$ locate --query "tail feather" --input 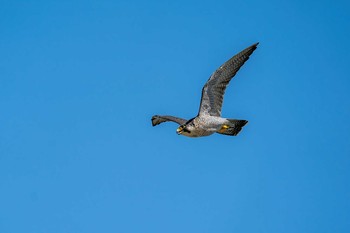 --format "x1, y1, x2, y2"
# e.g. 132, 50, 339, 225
217, 119, 248, 136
